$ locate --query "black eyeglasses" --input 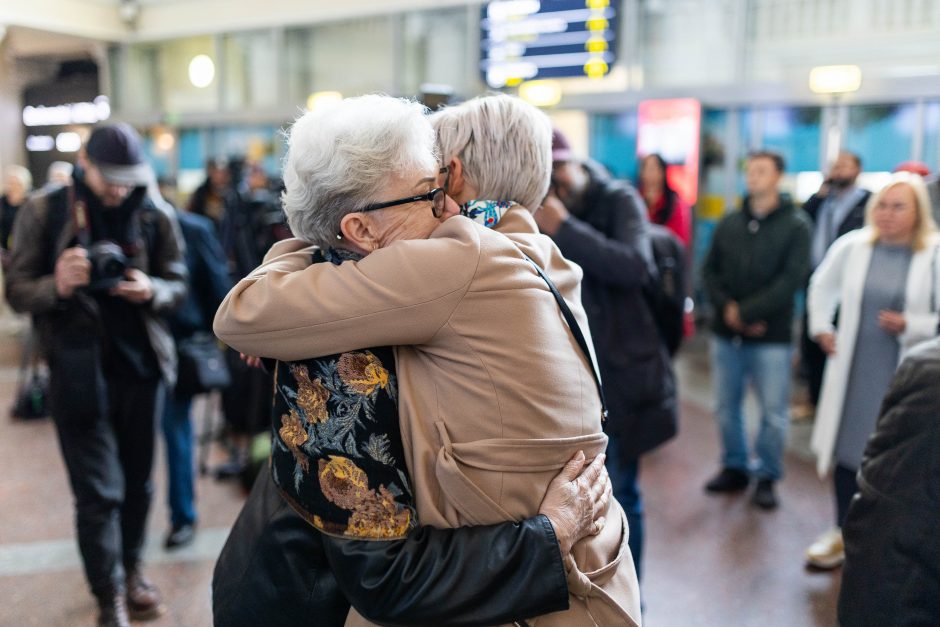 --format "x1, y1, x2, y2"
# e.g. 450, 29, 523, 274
359, 187, 447, 218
